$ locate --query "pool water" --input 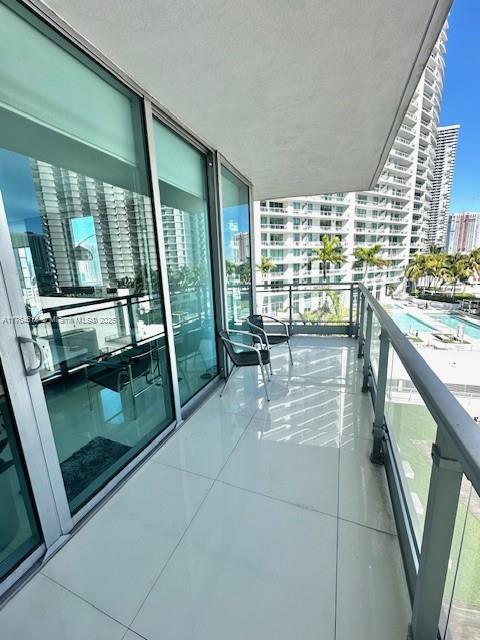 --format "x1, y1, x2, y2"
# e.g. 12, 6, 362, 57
435, 314, 480, 340
391, 313, 434, 333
